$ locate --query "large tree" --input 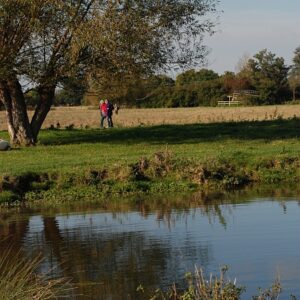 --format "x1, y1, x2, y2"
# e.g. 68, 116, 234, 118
245, 49, 289, 104
288, 47, 300, 101
0, 0, 218, 145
